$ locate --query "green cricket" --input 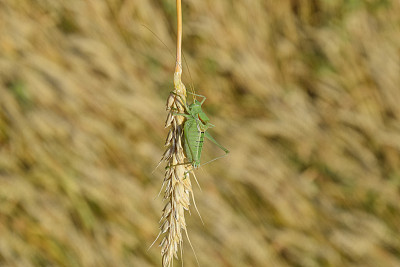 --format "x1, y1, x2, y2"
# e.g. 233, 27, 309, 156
172, 92, 229, 170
